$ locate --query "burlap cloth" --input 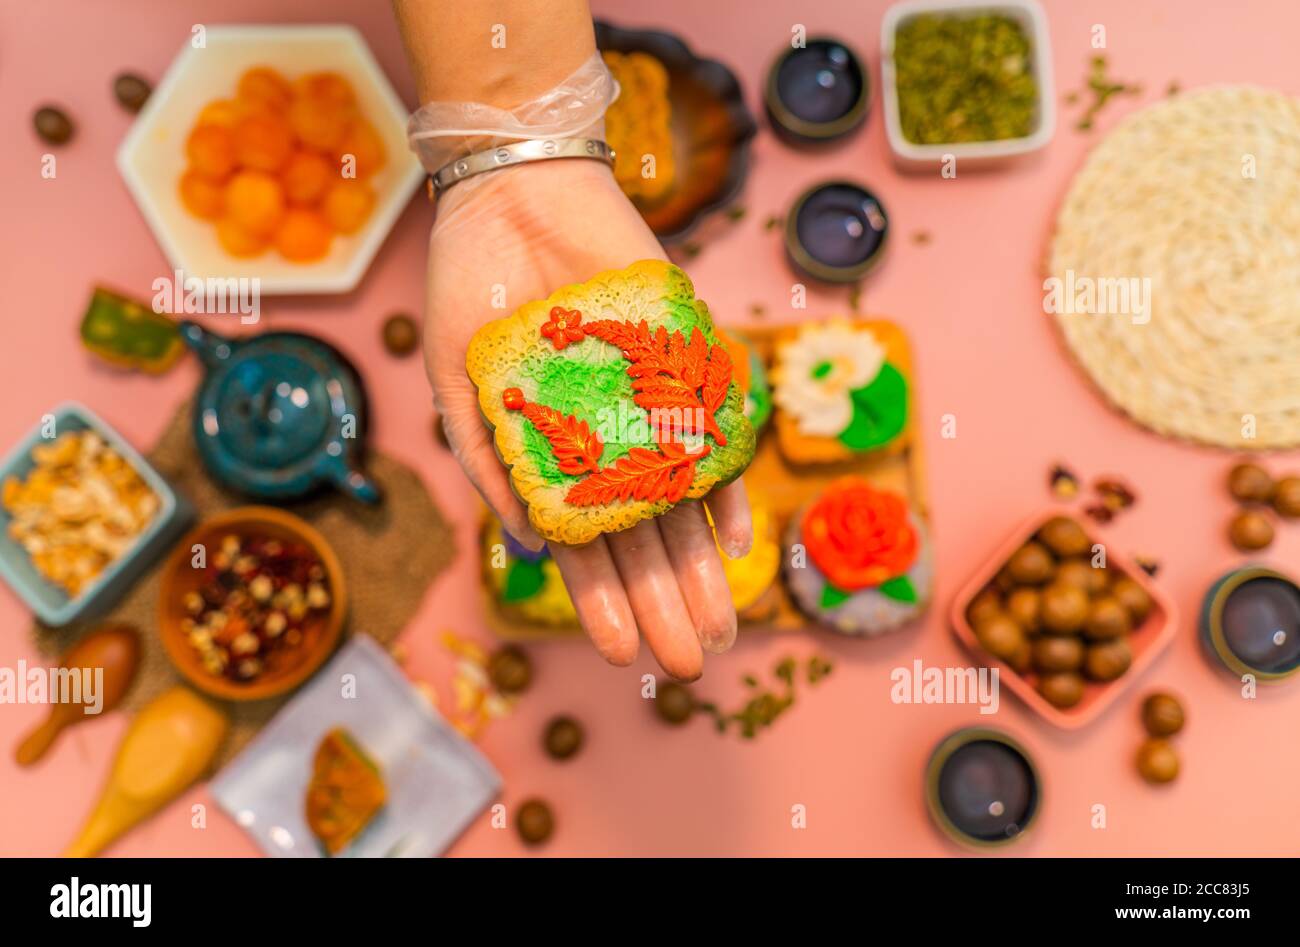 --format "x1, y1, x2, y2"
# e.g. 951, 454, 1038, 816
33, 397, 456, 766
